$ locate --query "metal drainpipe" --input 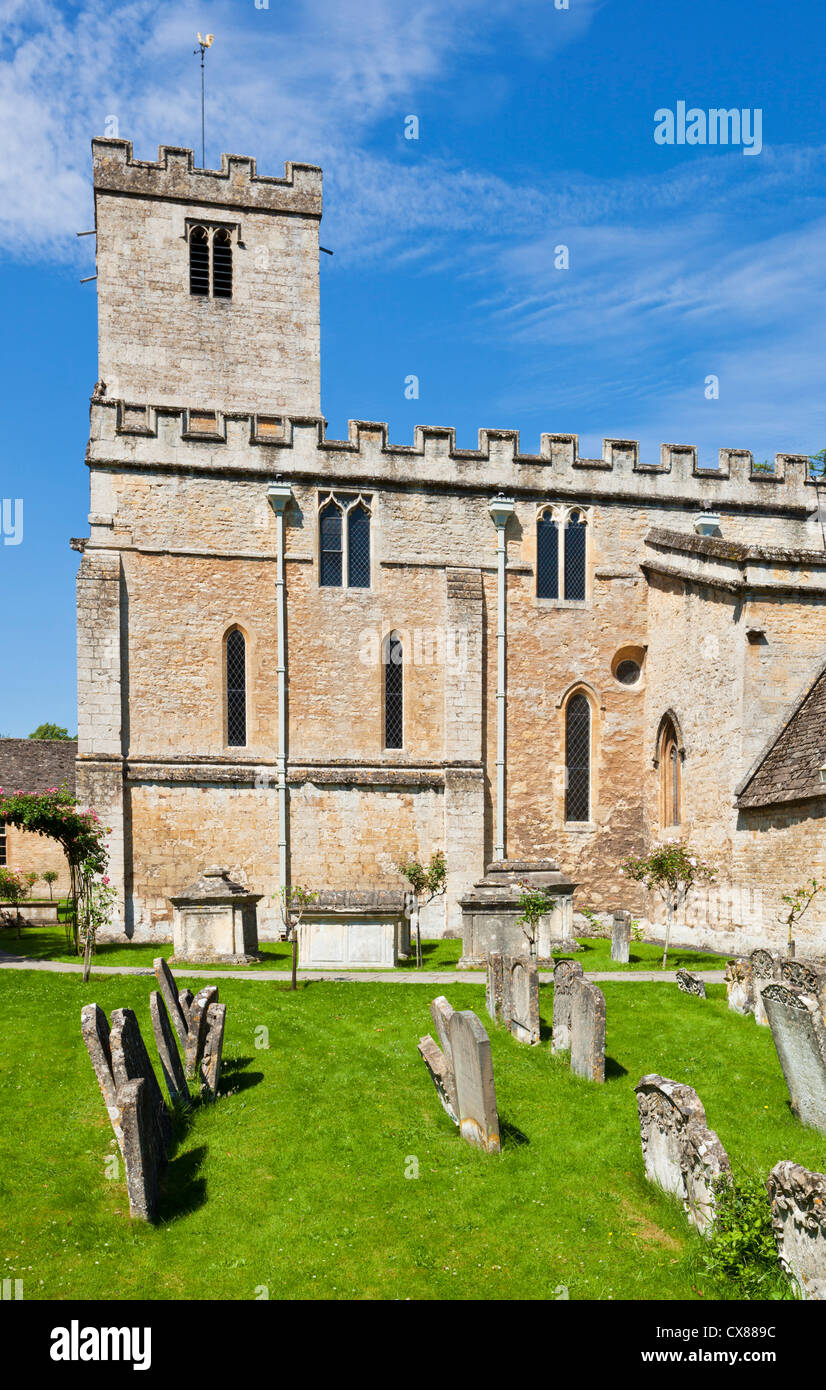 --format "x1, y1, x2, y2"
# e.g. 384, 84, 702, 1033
487, 493, 515, 861
267, 481, 293, 900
